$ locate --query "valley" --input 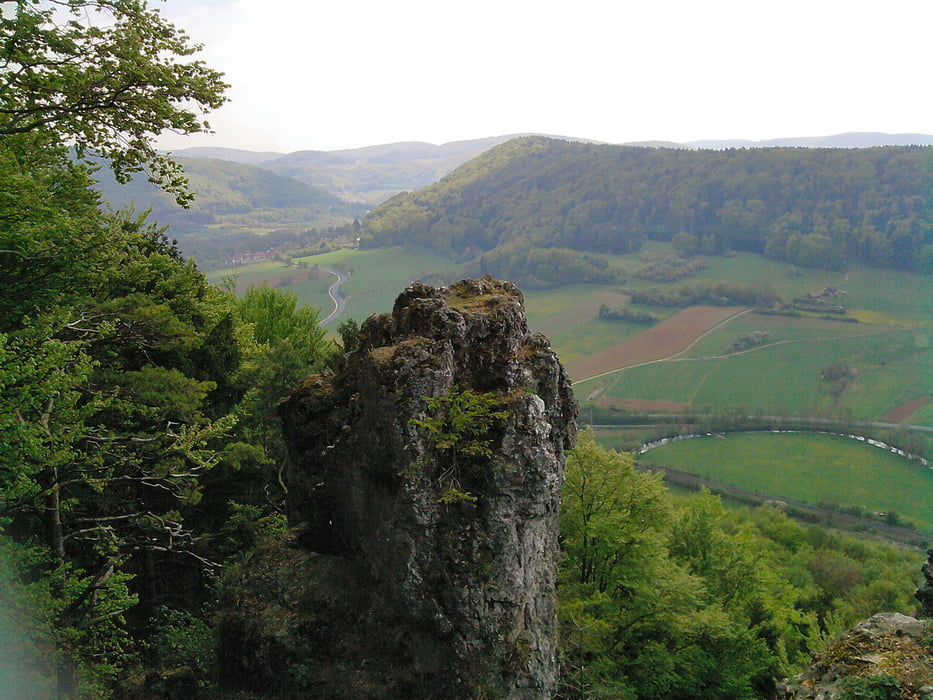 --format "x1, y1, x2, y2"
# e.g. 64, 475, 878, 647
5, 0, 932, 693
214, 239, 933, 538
